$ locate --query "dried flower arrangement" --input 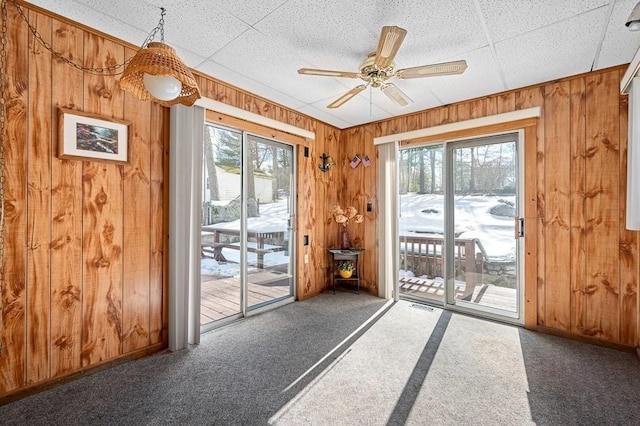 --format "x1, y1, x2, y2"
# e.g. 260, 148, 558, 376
331, 205, 364, 227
